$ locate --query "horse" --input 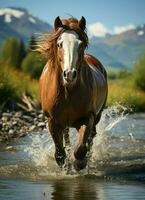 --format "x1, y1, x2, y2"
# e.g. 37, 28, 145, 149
38, 16, 108, 170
